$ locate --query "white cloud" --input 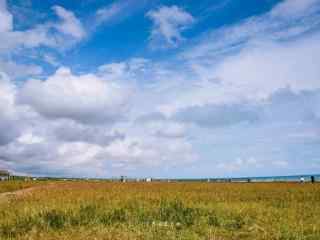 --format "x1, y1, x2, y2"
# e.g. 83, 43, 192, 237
19, 67, 131, 124
98, 62, 128, 80
151, 121, 186, 138
271, 0, 320, 19
52, 5, 85, 39
217, 157, 263, 173
18, 132, 44, 145
52, 120, 124, 145
94, 0, 148, 28
57, 141, 102, 167
147, 6, 194, 48
0, 59, 42, 78
213, 35, 320, 99
0, 72, 16, 117
42, 54, 60, 67
0, 2, 85, 54
0, 72, 21, 145
103, 134, 196, 168
0, 0, 13, 32
1, 0, 320, 178
272, 160, 288, 168
154, 23, 320, 116
95, 1, 127, 24
181, 0, 320, 61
